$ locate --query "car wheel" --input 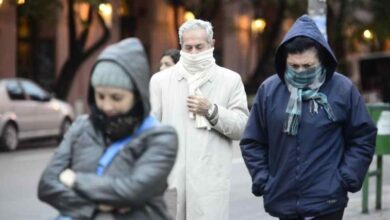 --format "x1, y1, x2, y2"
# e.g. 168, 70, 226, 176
0, 123, 18, 151
57, 118, 72, 143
